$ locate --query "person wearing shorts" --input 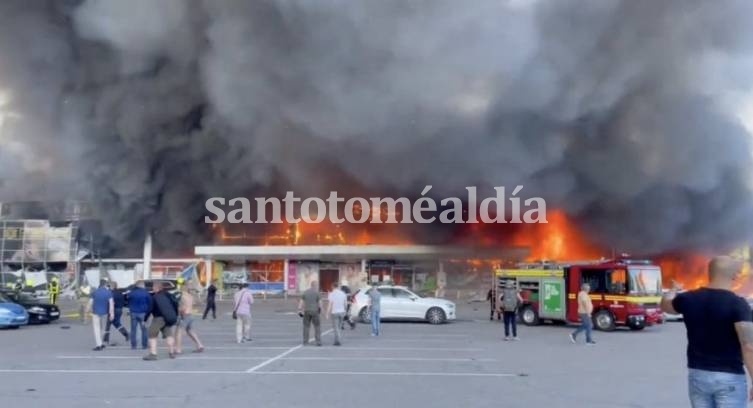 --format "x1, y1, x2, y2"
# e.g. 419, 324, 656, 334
148, 317, 175, 339
143, 282, 178, 361
176, 287, 204, 354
